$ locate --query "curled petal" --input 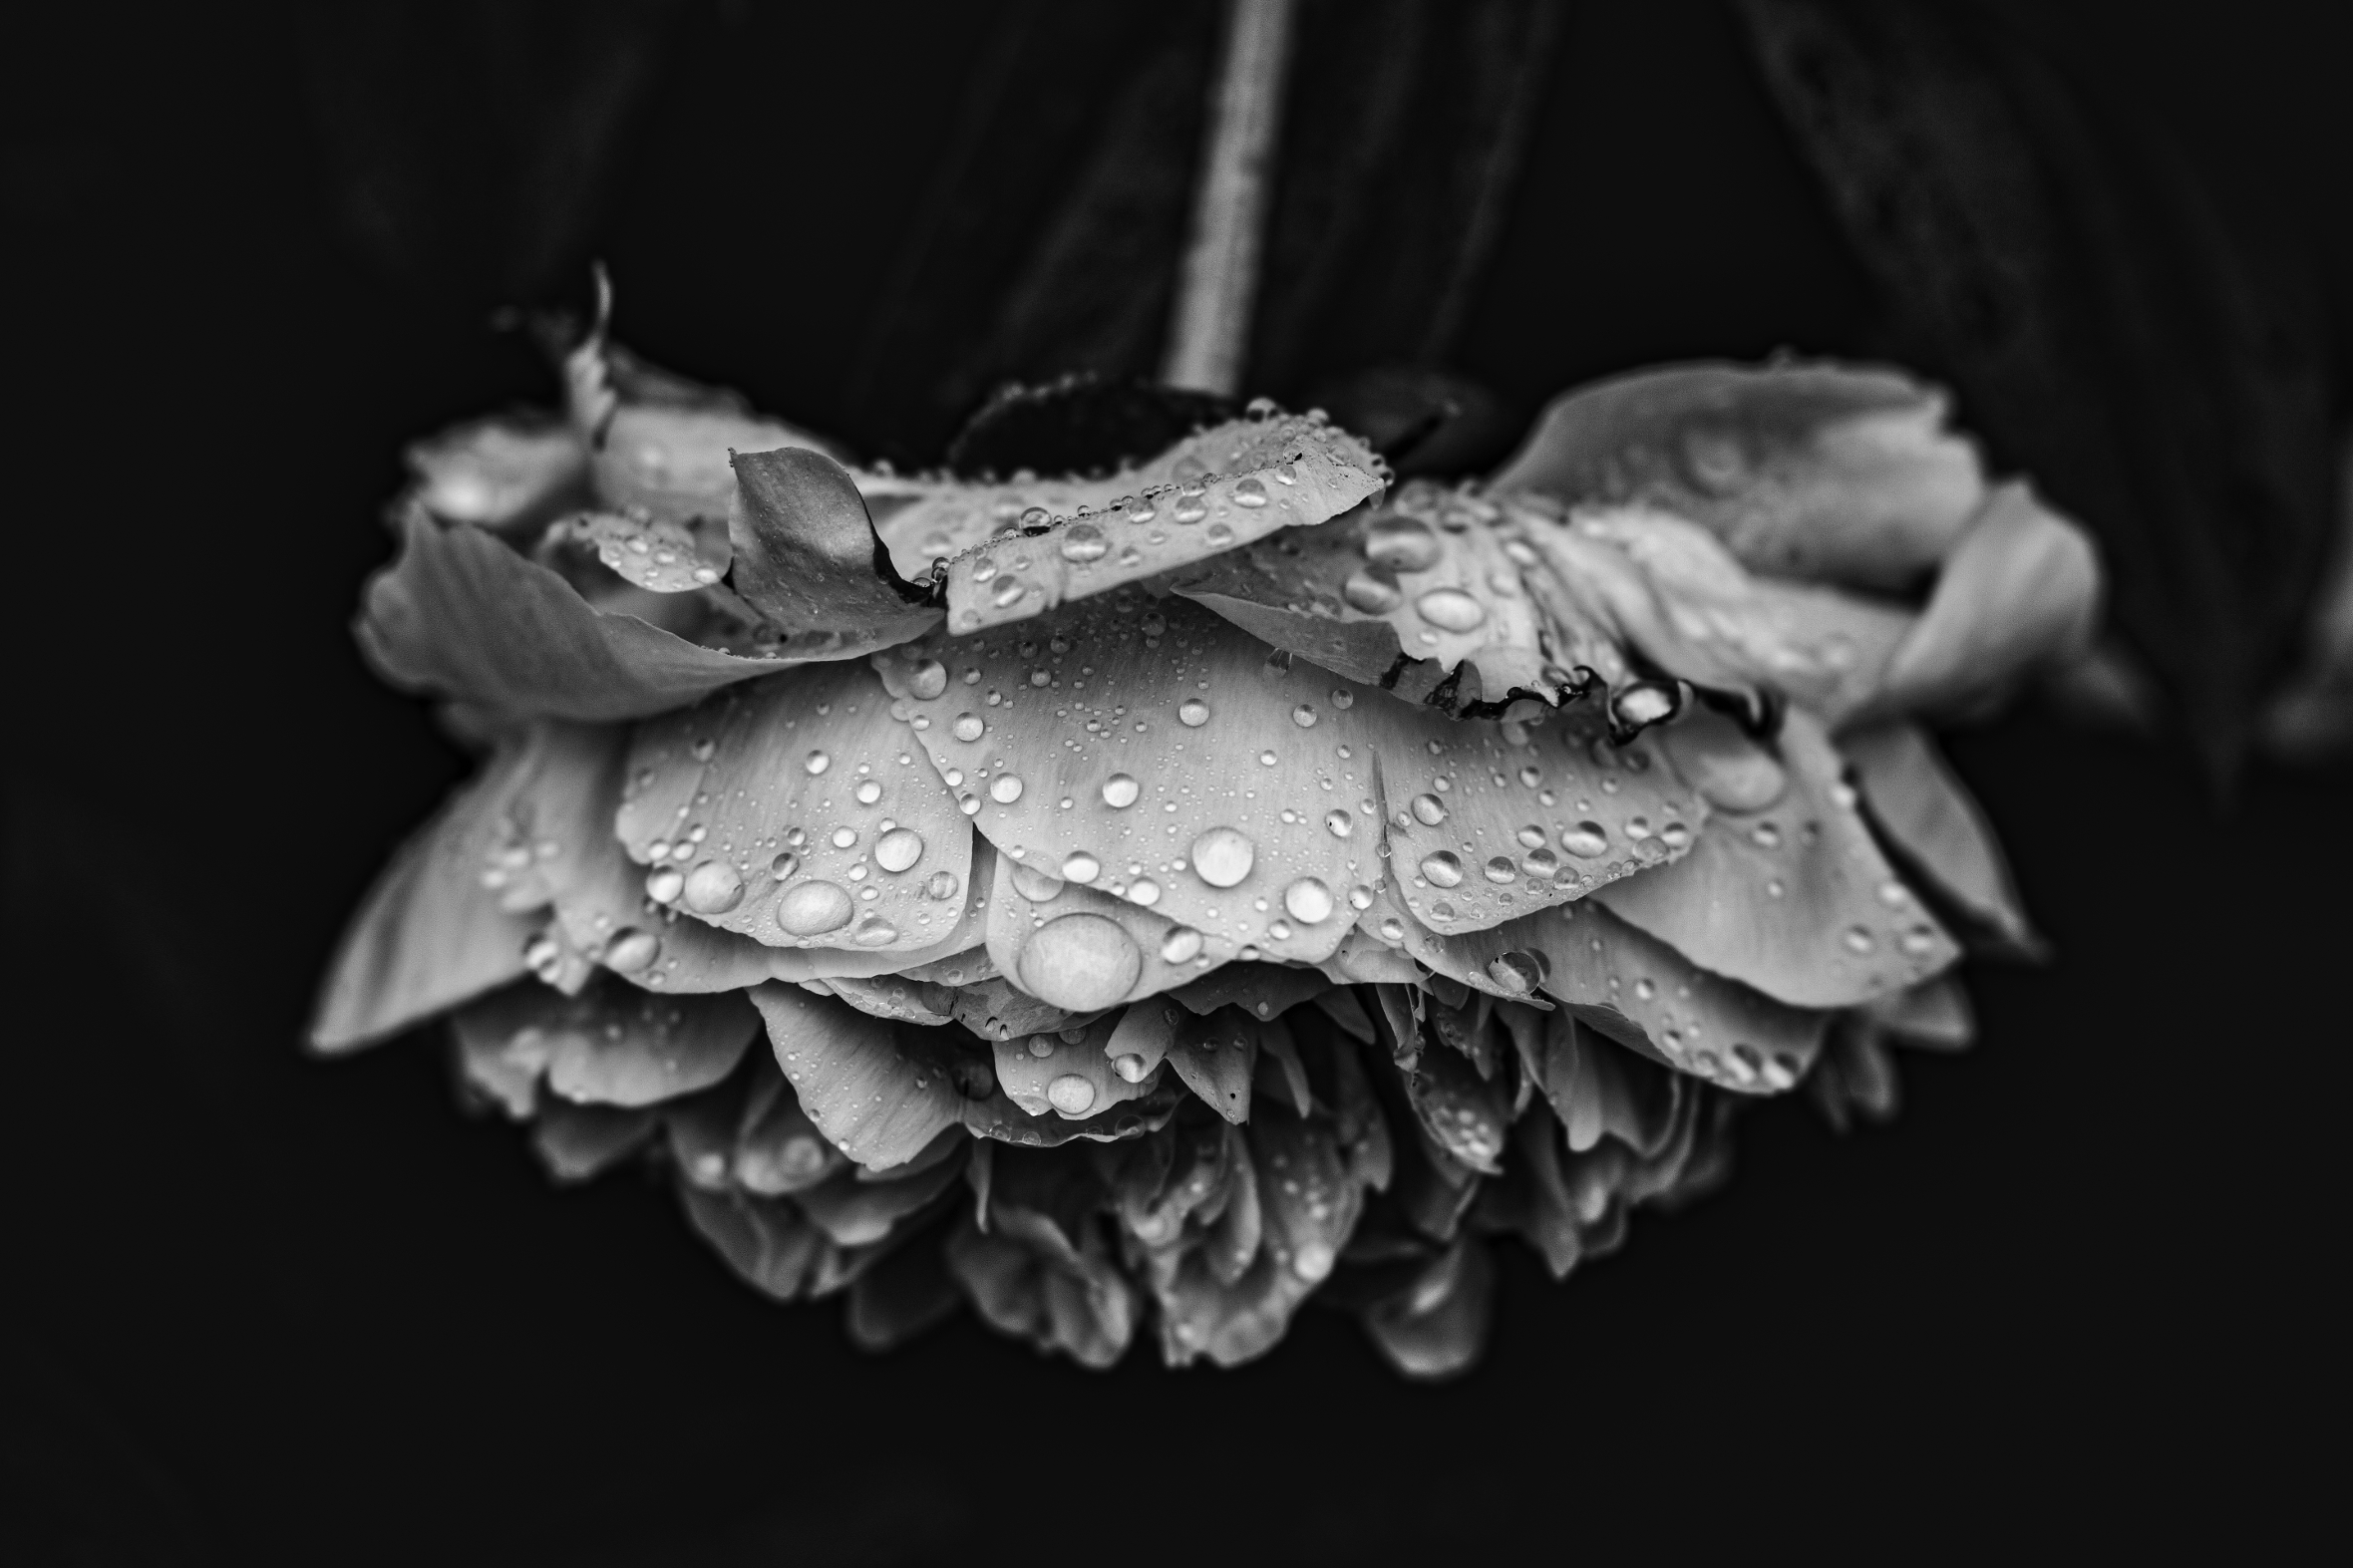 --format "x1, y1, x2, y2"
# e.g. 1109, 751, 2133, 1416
1844, 722, 2038, 954
1360, 1237, 1495, 1381
727, 448, 940, 646
1491, 360, 1986, 590
1595, 709, 1960, 1007
988, 1012, 1159, 1121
